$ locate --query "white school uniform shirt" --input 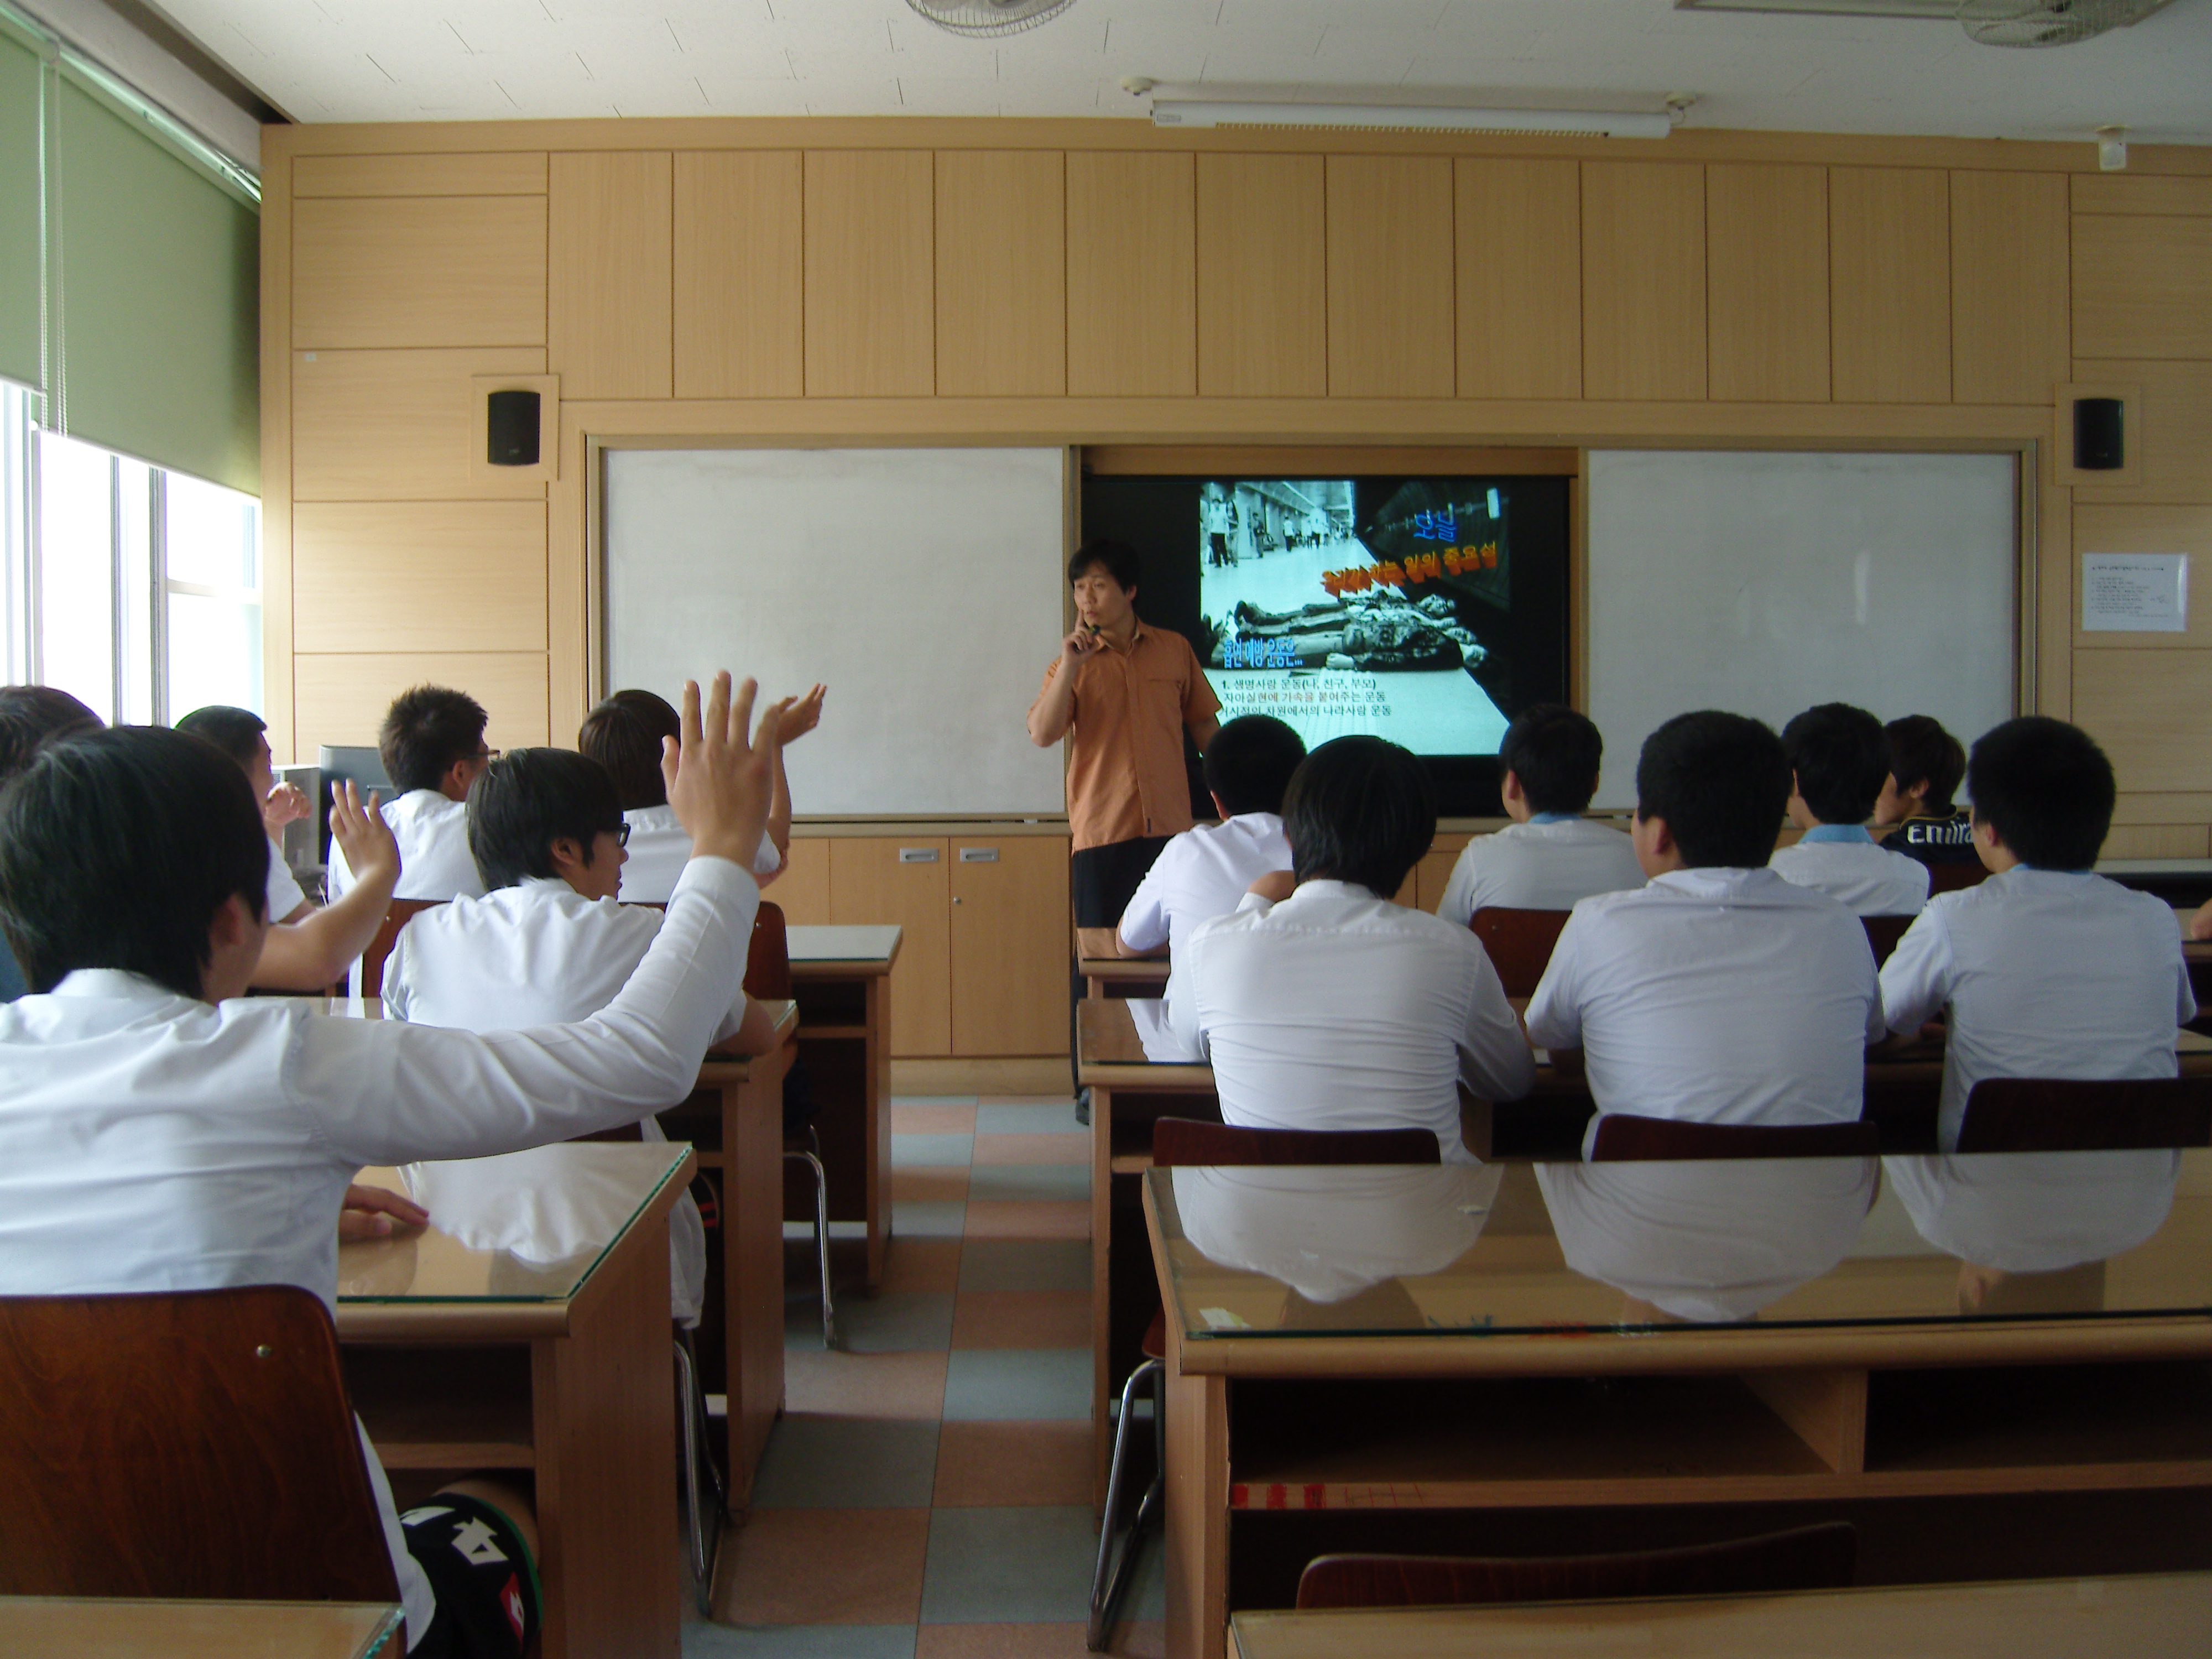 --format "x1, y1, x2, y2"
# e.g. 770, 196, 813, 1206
1167, 880, 1536, 1164
1117, 812, 1291, 956
327, 789, 486, 903
1525, 867, 1884, 1155
0, 858, 758, 1650
384, 877, 751, 1326
1769, 824, 1931, 917
266, 837, 309, 920
1436, 813, 1646, 927
617, 804, 783, 904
